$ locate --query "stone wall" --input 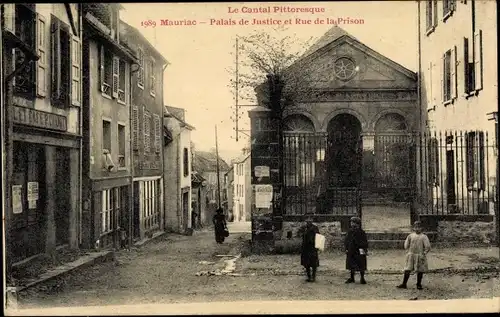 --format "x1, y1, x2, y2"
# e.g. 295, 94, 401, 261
437, 220, 497, 245
278, 221, 343, 250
